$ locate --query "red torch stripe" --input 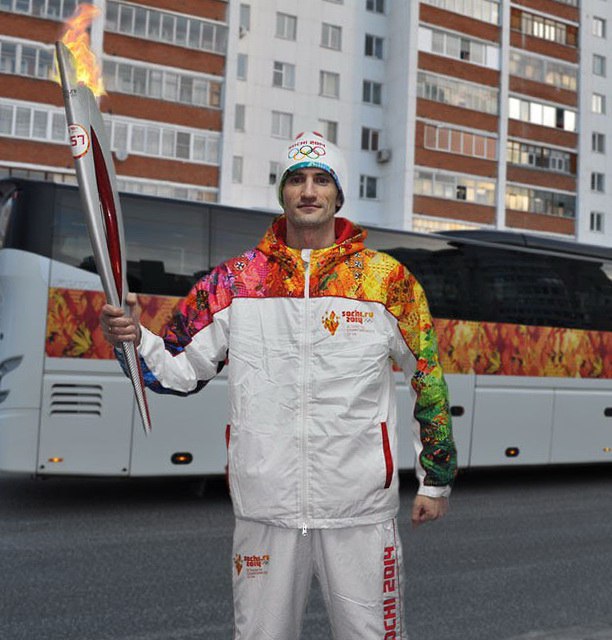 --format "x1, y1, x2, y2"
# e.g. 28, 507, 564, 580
91, 127, 123, 300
